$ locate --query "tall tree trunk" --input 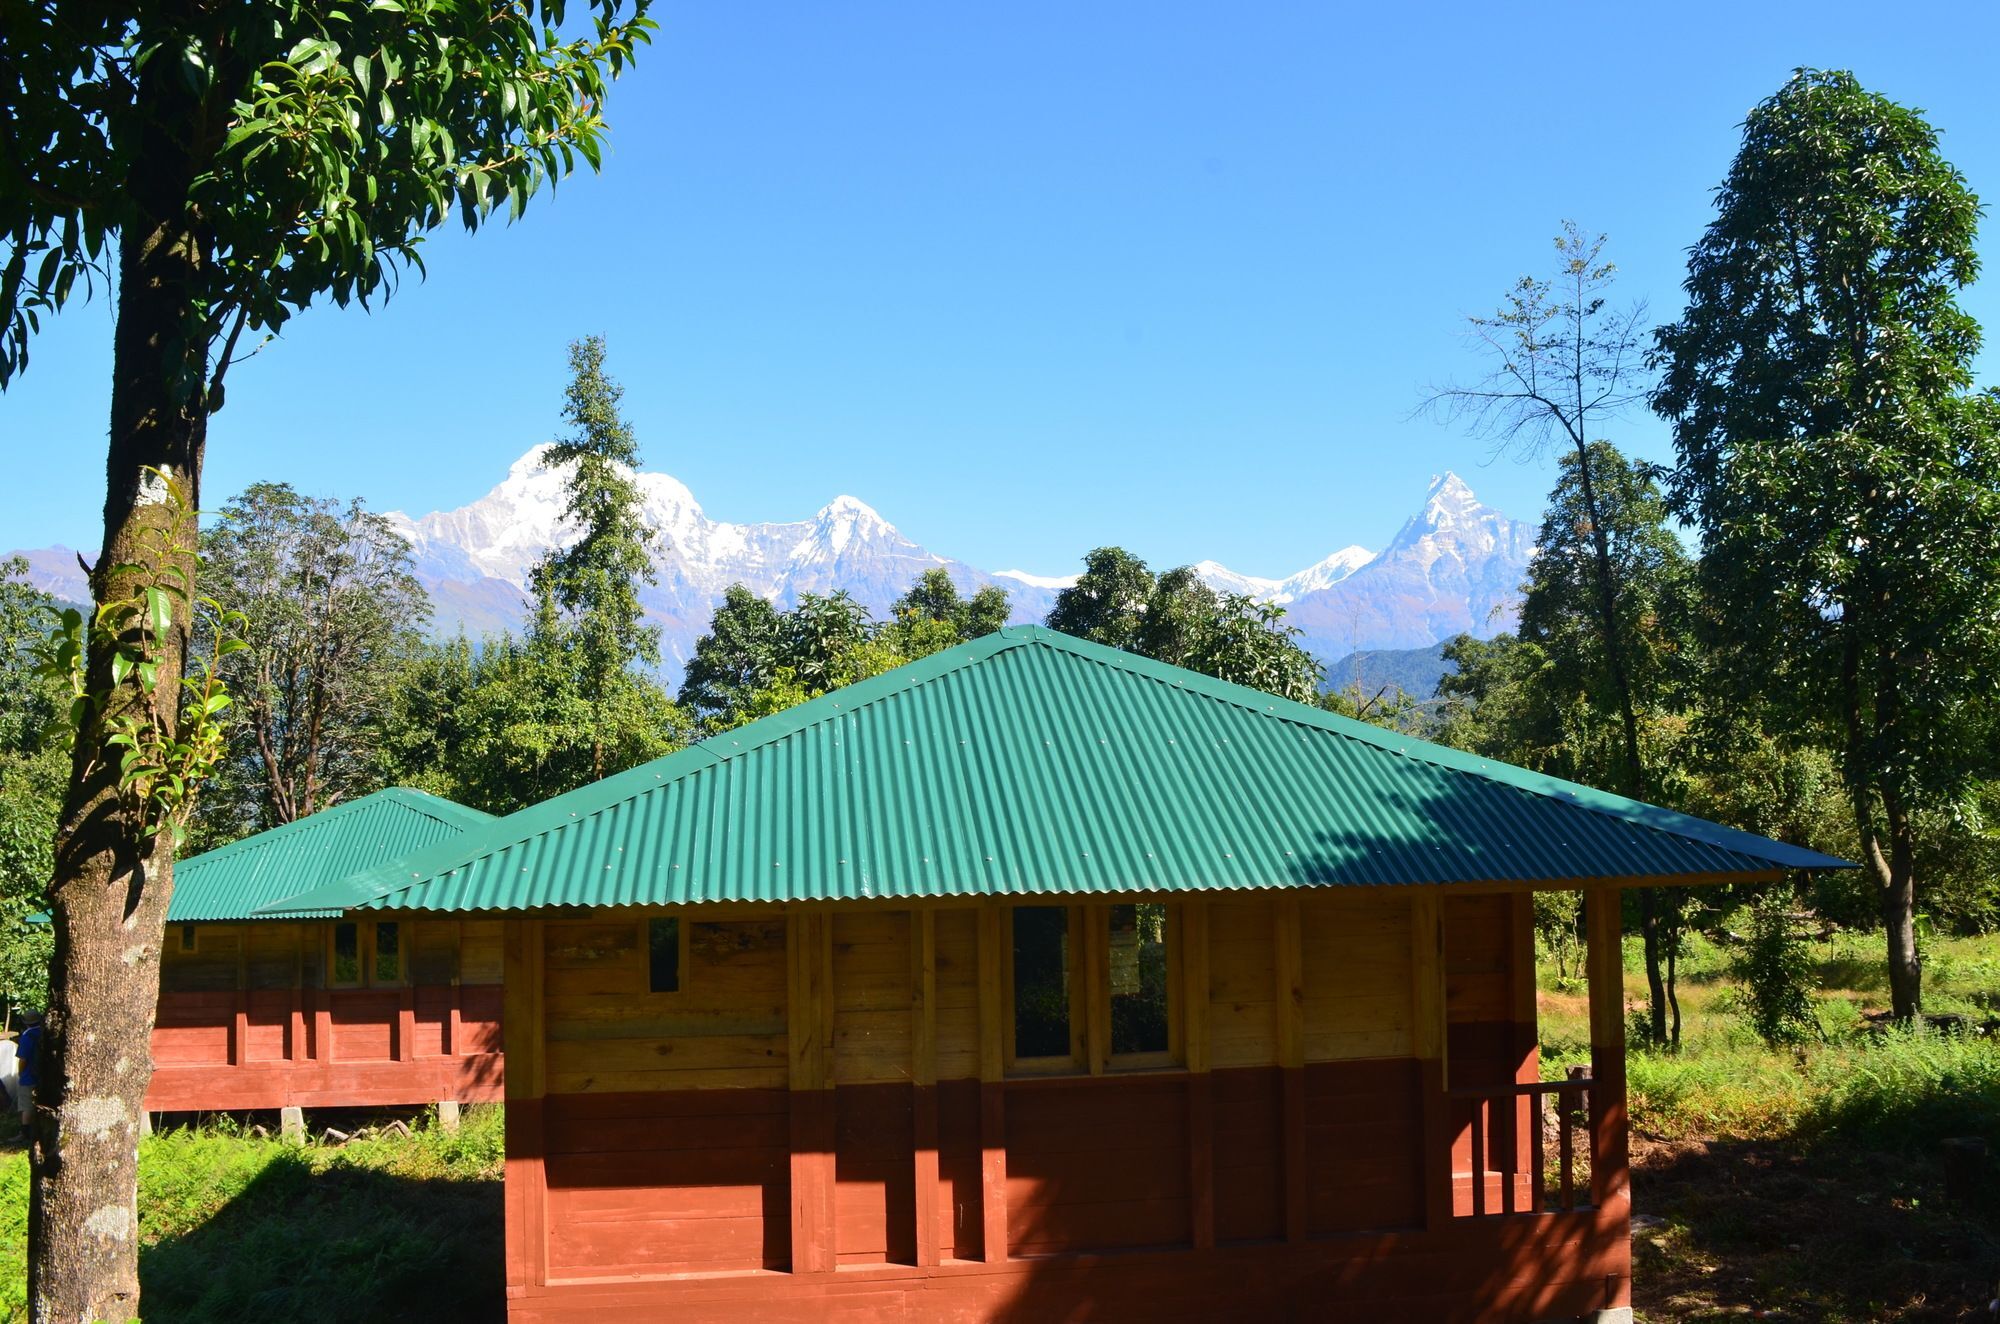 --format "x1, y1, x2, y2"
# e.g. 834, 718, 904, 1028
27, 83, 209, 1324
1570, 440, 1669, 1045
1881, 789, 1922, 1021
1840, 594, 1922, 1023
